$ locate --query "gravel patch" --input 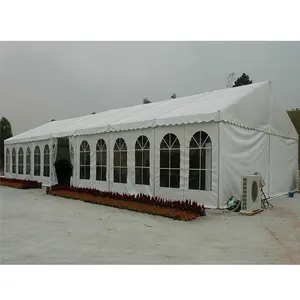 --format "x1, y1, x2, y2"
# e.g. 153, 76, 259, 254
1, 186, 300, 264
